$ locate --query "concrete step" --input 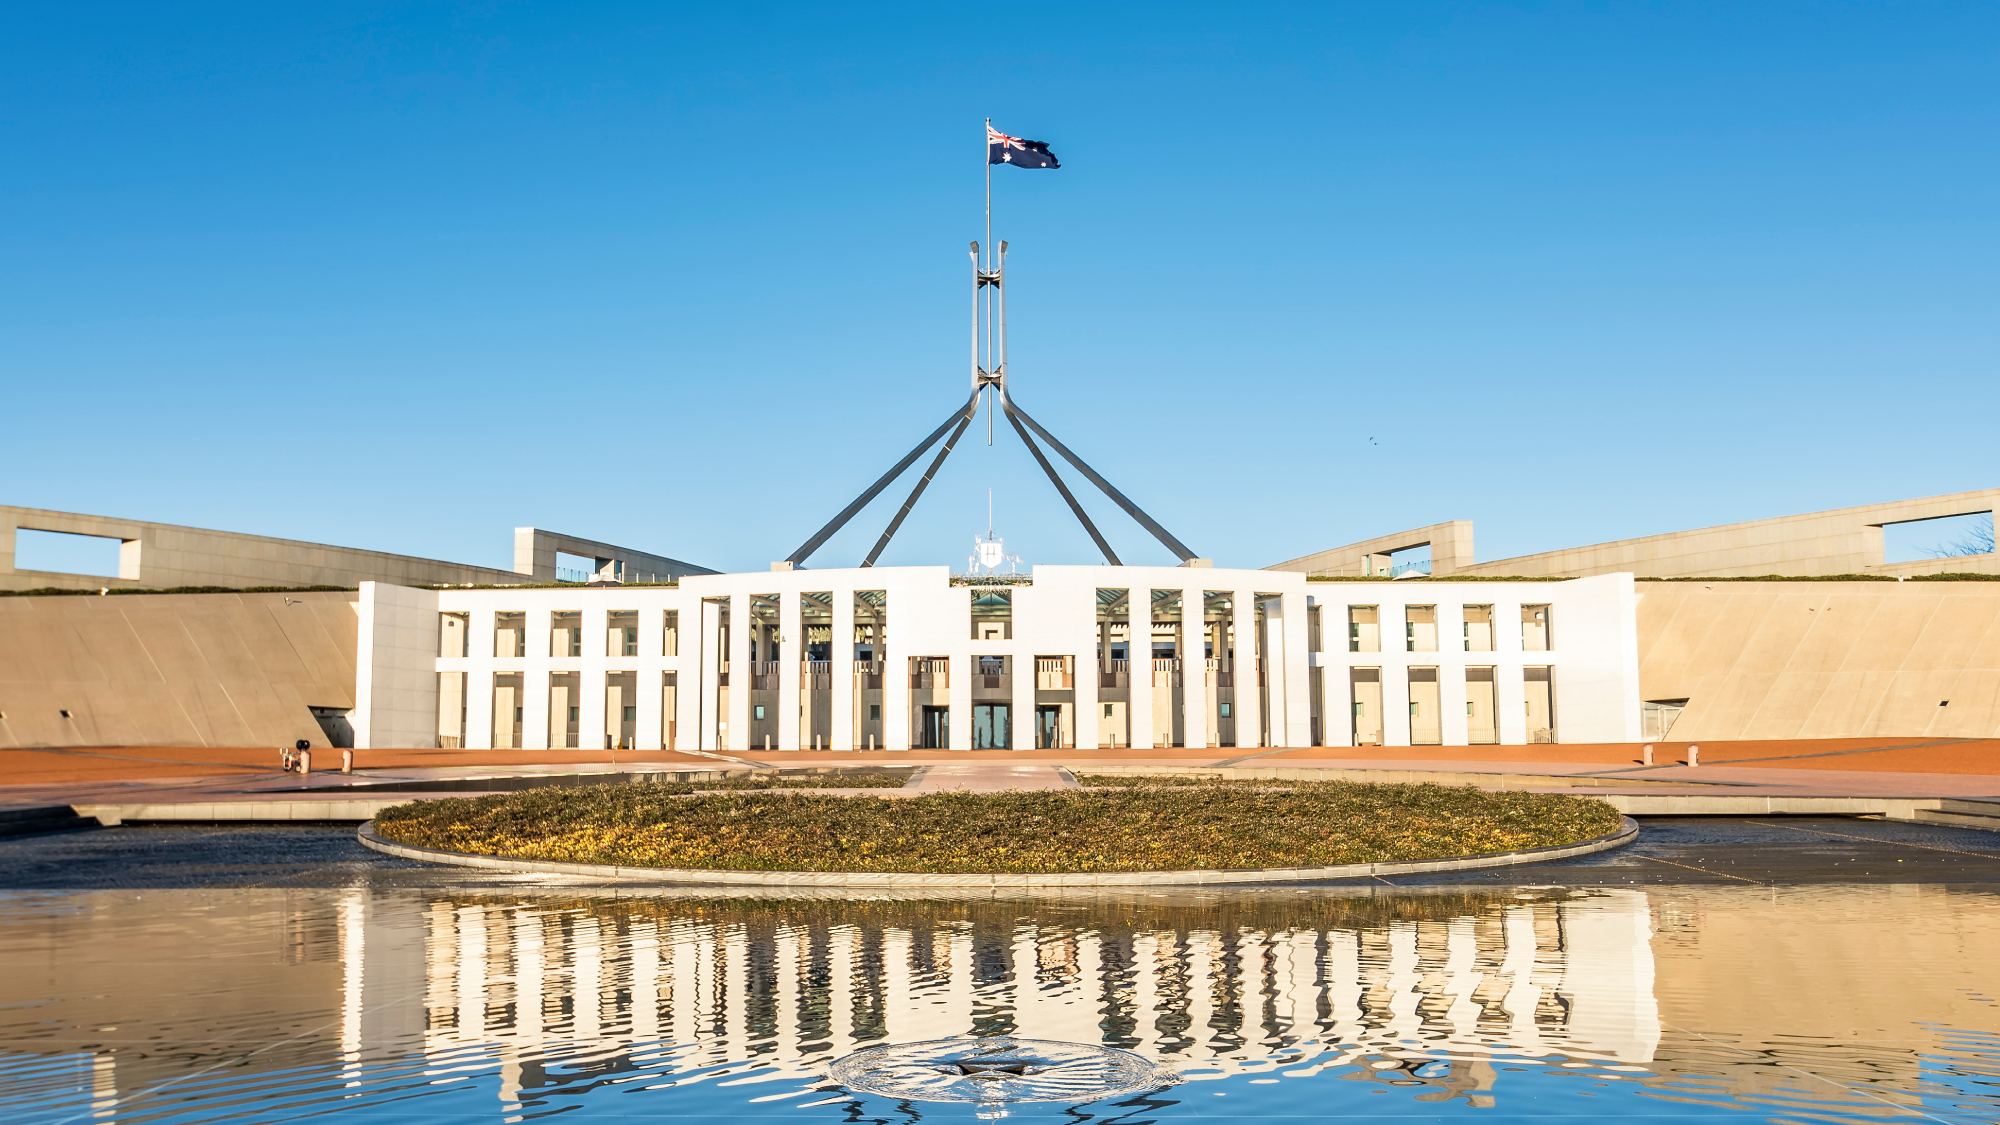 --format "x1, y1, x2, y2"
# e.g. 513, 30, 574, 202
1937, 798, 2000, 817
0, 805, 97, 838
1911, 807, 2000, 833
